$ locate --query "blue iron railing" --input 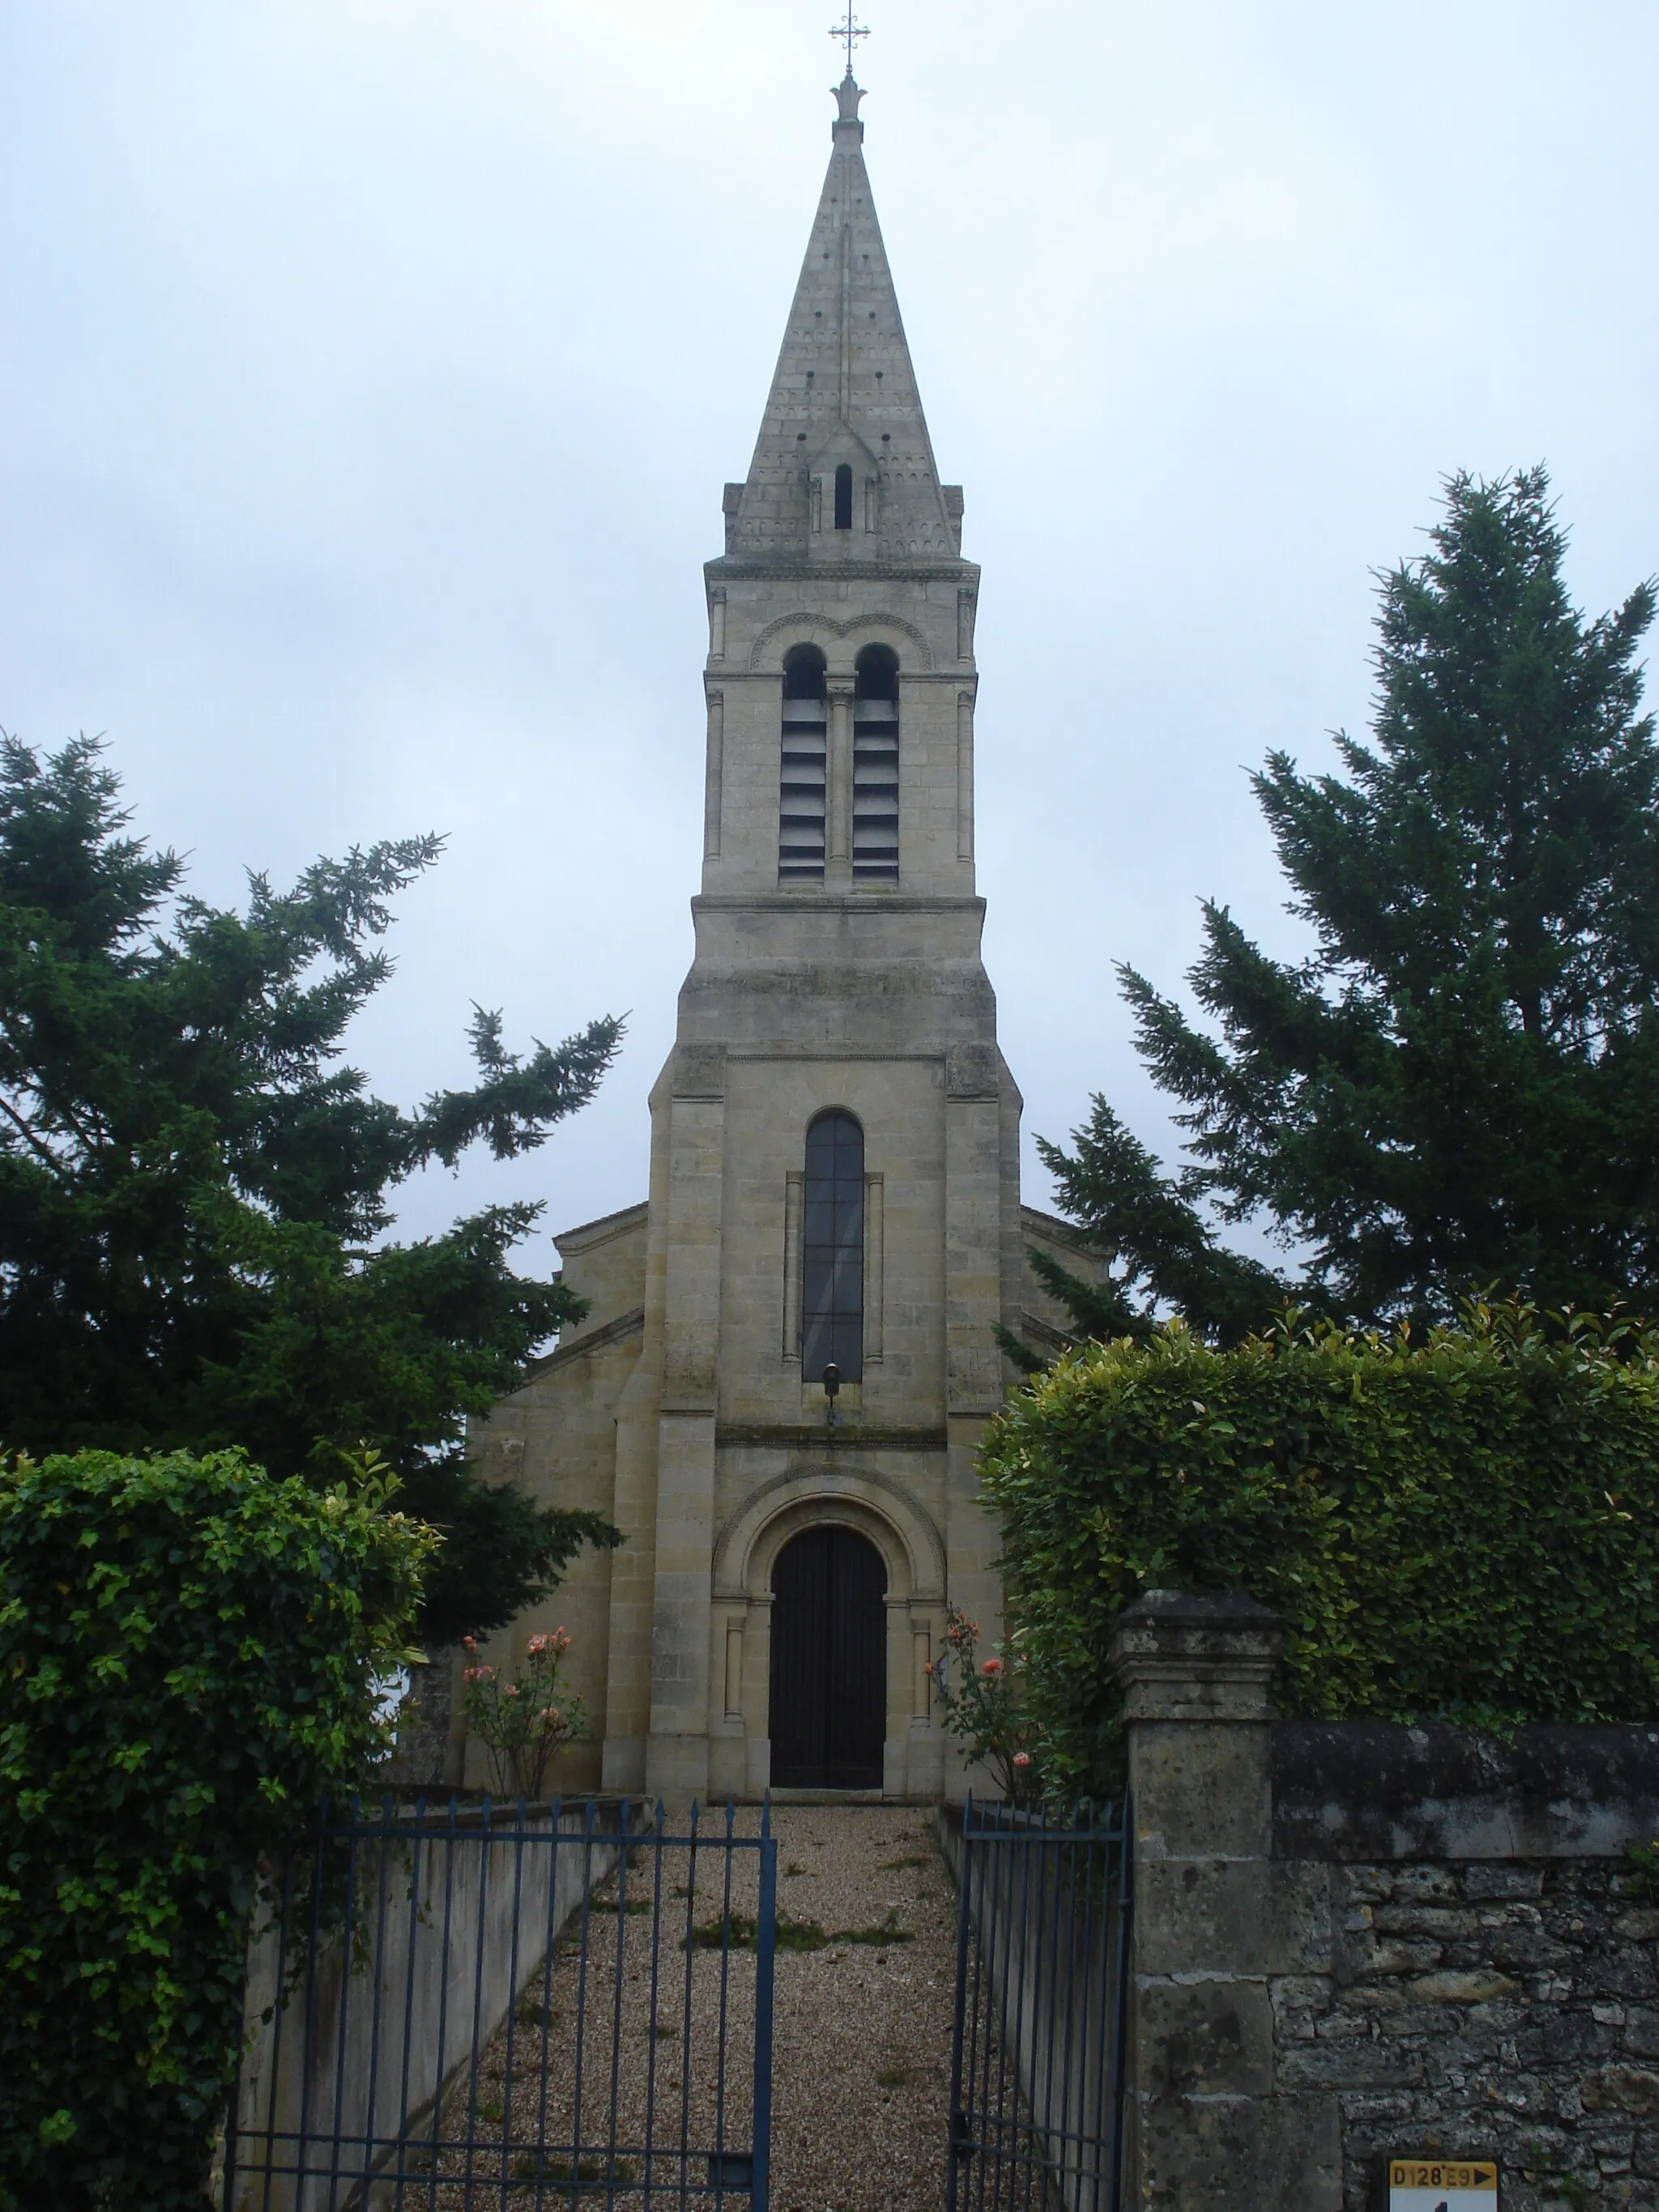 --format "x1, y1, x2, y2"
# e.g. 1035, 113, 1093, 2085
947, 1798, 1132, 2212
222, 1796, 777, 2212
